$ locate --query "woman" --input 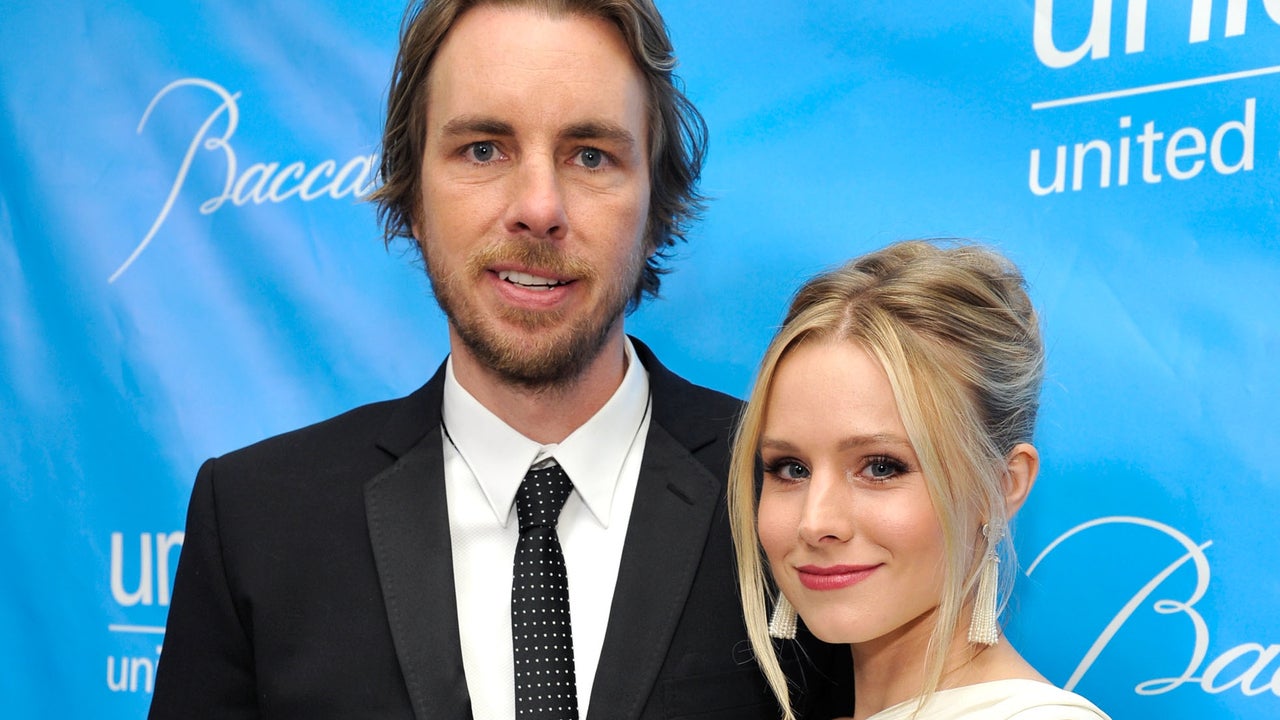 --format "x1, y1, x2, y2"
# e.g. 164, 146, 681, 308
729, 241, 1109, 720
